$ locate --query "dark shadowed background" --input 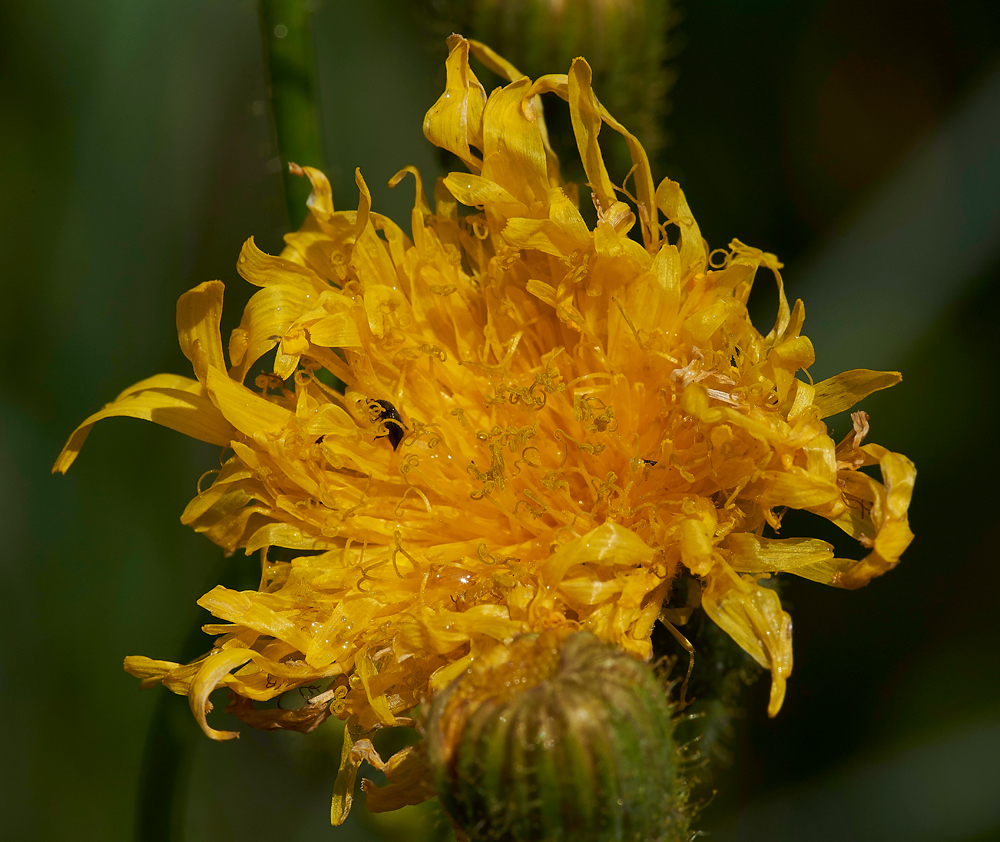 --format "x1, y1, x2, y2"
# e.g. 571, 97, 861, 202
2, 0, 999, 839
